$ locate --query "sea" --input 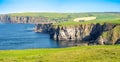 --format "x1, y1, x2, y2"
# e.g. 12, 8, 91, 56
0, 24, 59, 50
0, 23, 84, 50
